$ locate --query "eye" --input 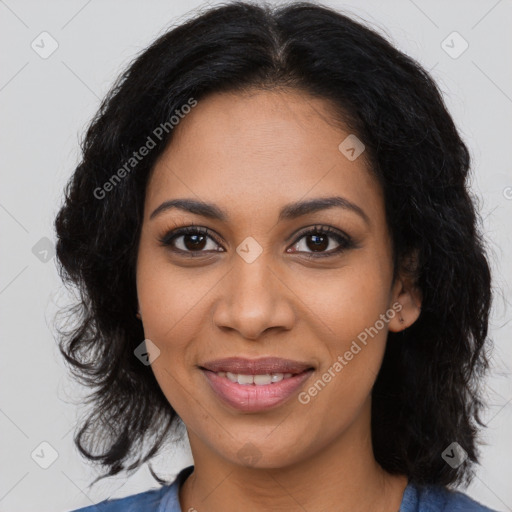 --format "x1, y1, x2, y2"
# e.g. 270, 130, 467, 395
287, 225, 354, 258
158, 225, 224, 257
